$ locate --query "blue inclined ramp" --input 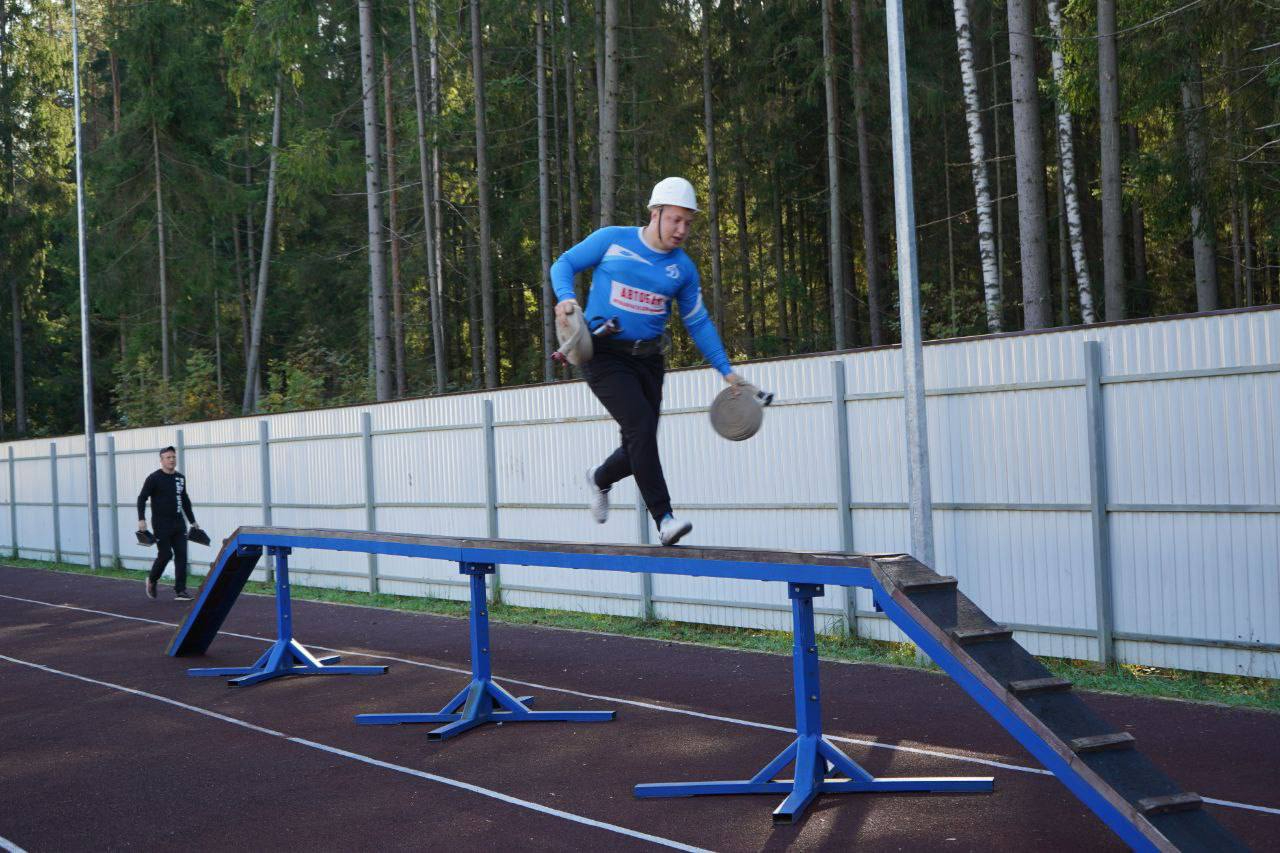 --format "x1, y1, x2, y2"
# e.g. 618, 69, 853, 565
167, 538, 263, 657
869, 555, 1245, 853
